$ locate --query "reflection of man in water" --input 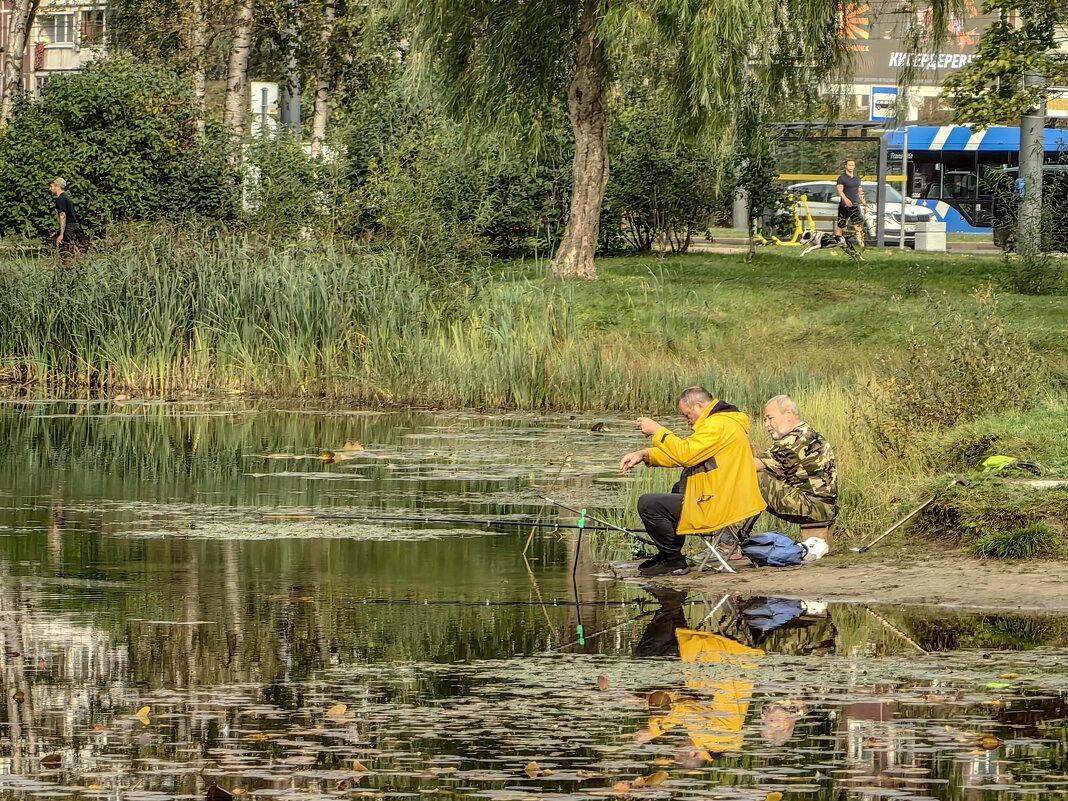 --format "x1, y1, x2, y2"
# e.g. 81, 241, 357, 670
633, 592, 764, 764
760, 699, 807, 745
